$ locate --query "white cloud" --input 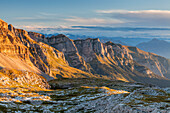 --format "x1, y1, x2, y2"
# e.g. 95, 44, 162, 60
97, 10, 170, 14
64, 16, 124, 25
38, 12, 58, 16
96, 10, 170, 26
14, 10, 170, 34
